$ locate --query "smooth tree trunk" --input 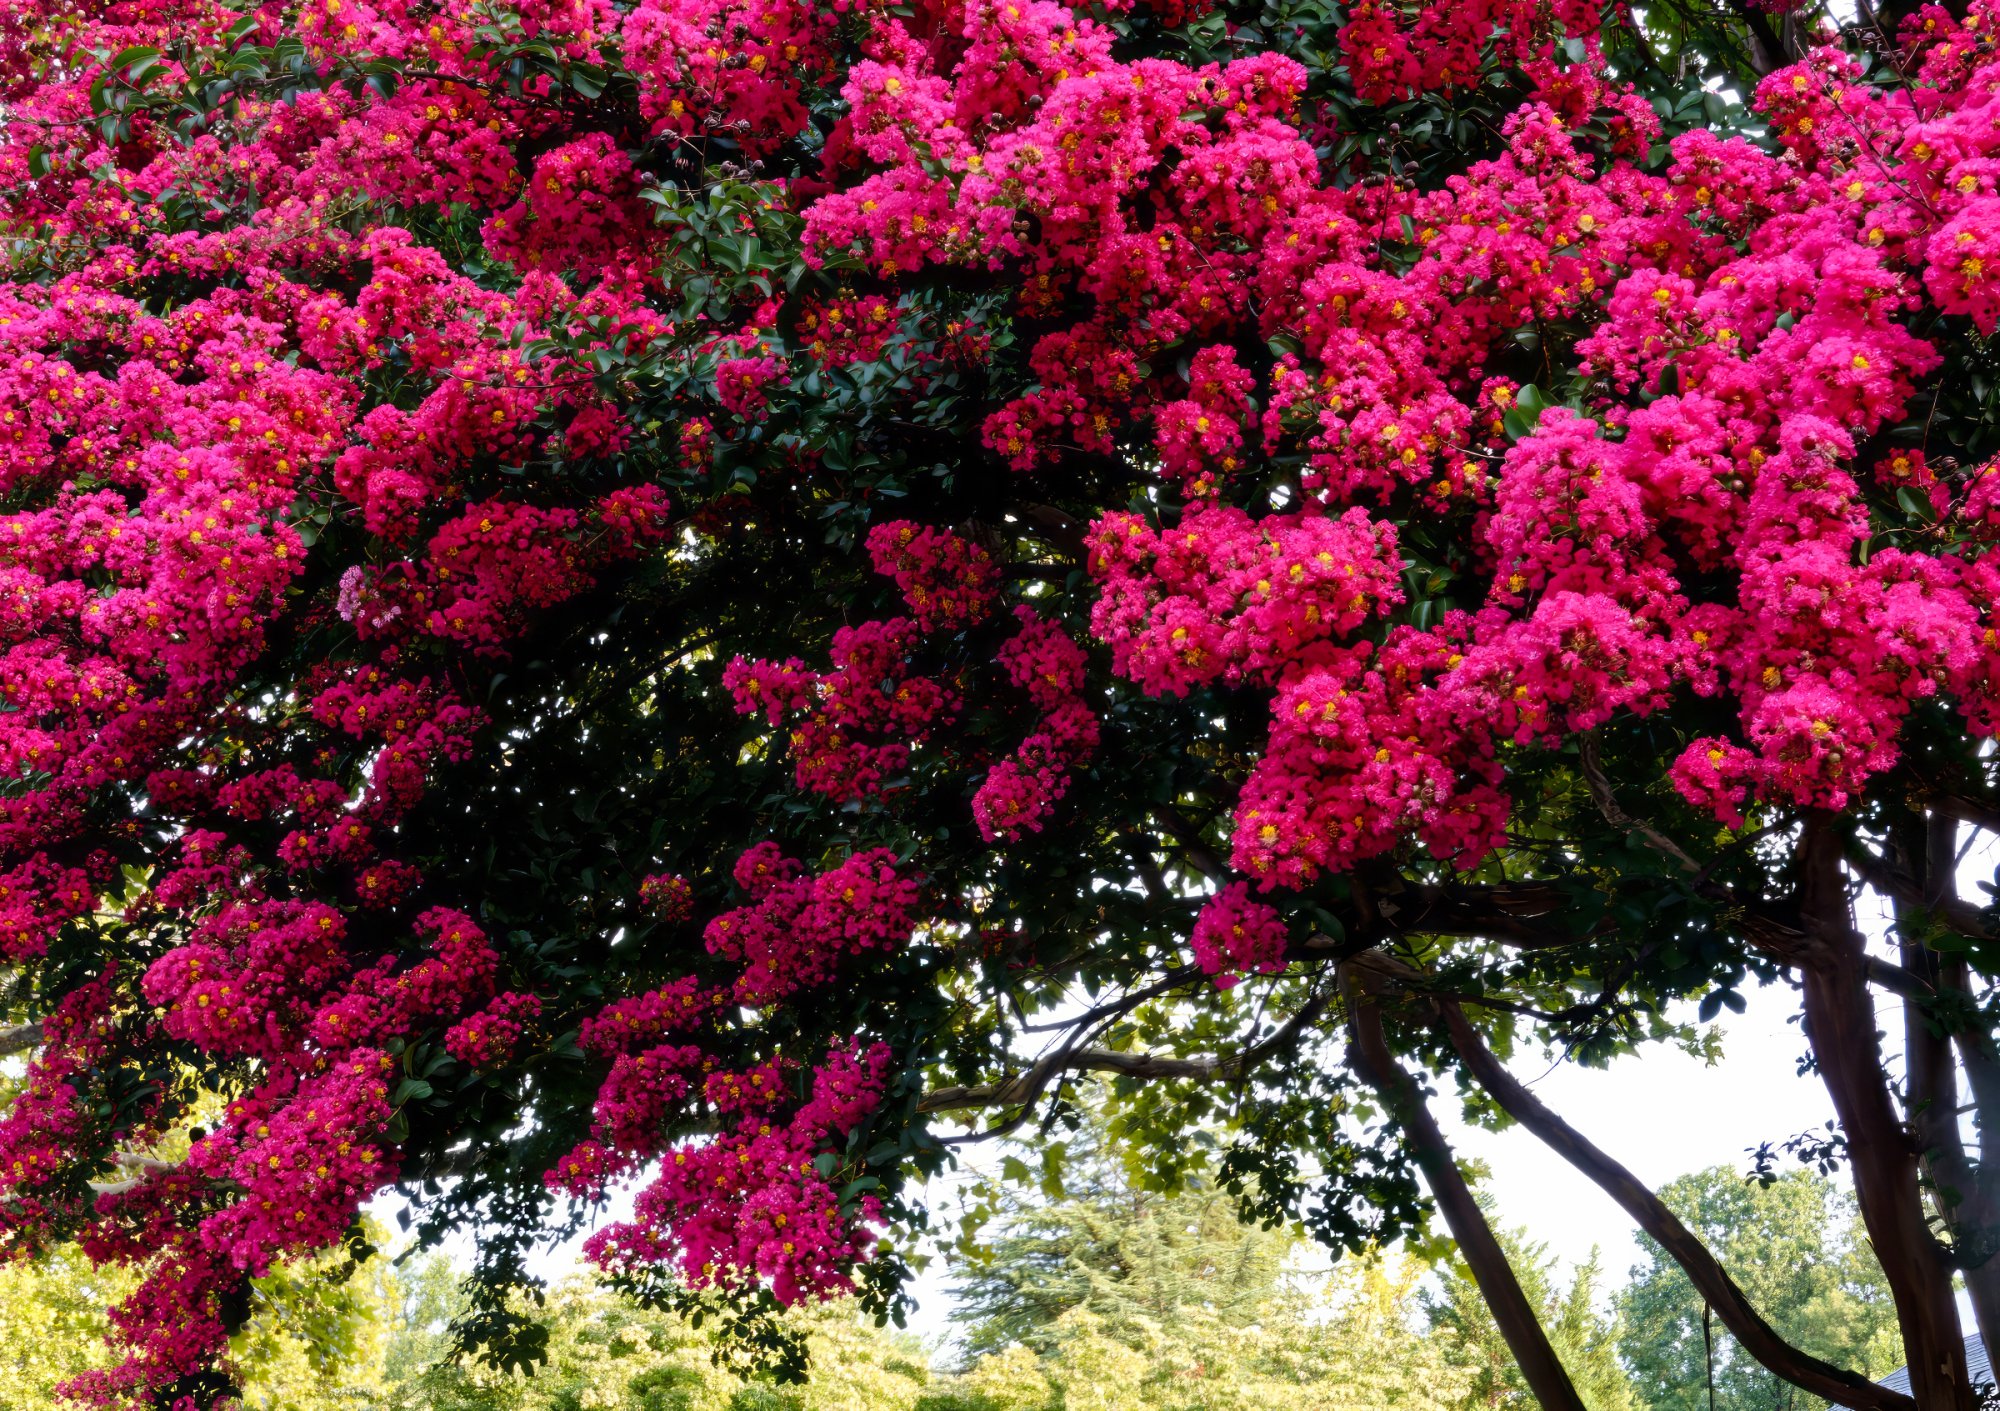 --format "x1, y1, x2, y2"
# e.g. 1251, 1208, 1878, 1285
1433, 996, 1917, 1411
1799, 818, 1975, 1411
1892, 812, 2000, 1356
1957, 1032, 2000, 1355
1340, 968, 1589, 1411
